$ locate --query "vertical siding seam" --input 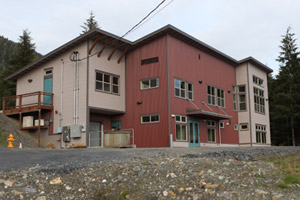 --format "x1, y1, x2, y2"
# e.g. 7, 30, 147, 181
166, 34, 171, 146
246, 62, 253, 146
